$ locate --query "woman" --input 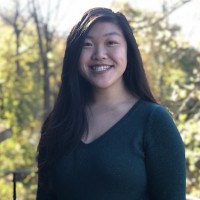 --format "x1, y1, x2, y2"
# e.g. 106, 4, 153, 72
37, 7, 186, 200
